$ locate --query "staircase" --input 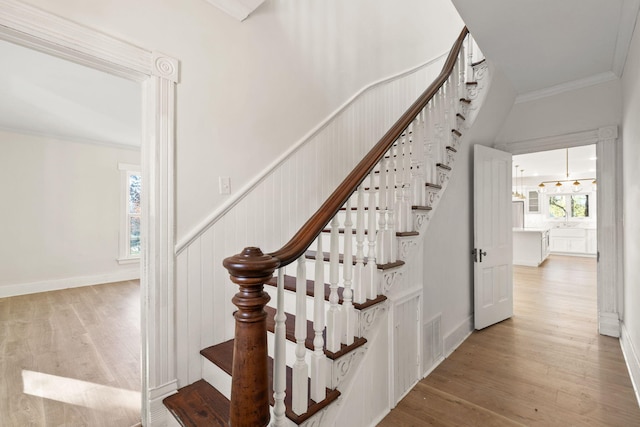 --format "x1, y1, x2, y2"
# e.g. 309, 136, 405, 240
164, 27, 488, 427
